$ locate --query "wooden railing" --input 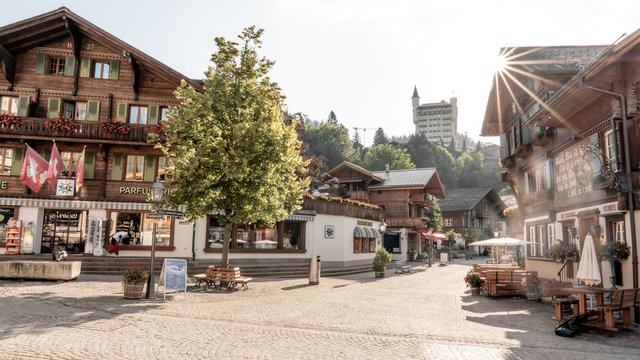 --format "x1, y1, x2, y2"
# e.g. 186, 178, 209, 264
0, 117, 152, 143
302, 198, 383, 221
